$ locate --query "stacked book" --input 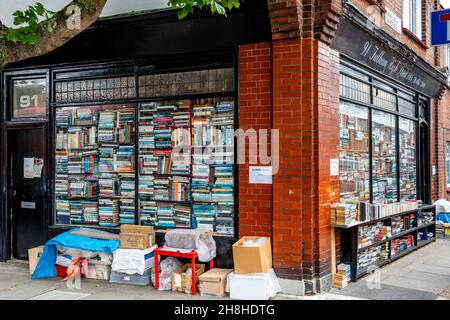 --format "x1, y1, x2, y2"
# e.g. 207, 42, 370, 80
119, 199, 135, 224
139, 154, 158, 174
68, 151, 83, 174
99, 147, 115, 173
98, 111, 117, 143
155, 153, 172, 174
192, 164, 212, 202
153, 113, 173, 149
56, 109, 71, 126
98, 198, 120, 227
55, 174, 69, 197
140, 201, 157, 225
174, 205, 192, 228
211, 165, 233, 202
119, 174, 135, 197
56, 199, 70, 224
114, 146, 134, 172
211, 101, 234, 126
139, 121, 155, 150
157, 203, 175, 228
70, 201, 83, 223
138, 175, 154, 198
330, 203, 357, 226
192, 104, 214, 117
82, 201, 99, 223
333, 263, 351, 289
117, 110, 135, 144
193, 204, 215, 231
215, 204, 234, 235
139, 103, 157, 121
172, 111, 190, 128
154, 178, 170, 200
98, 174, 117, 197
